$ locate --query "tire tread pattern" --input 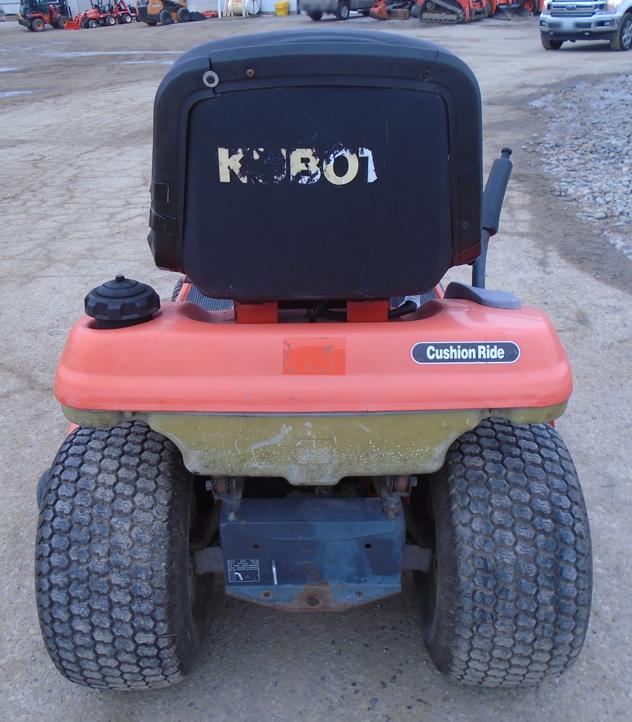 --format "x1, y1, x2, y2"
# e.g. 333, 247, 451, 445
428, 418, 592, 687
35, 422, 195, 690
